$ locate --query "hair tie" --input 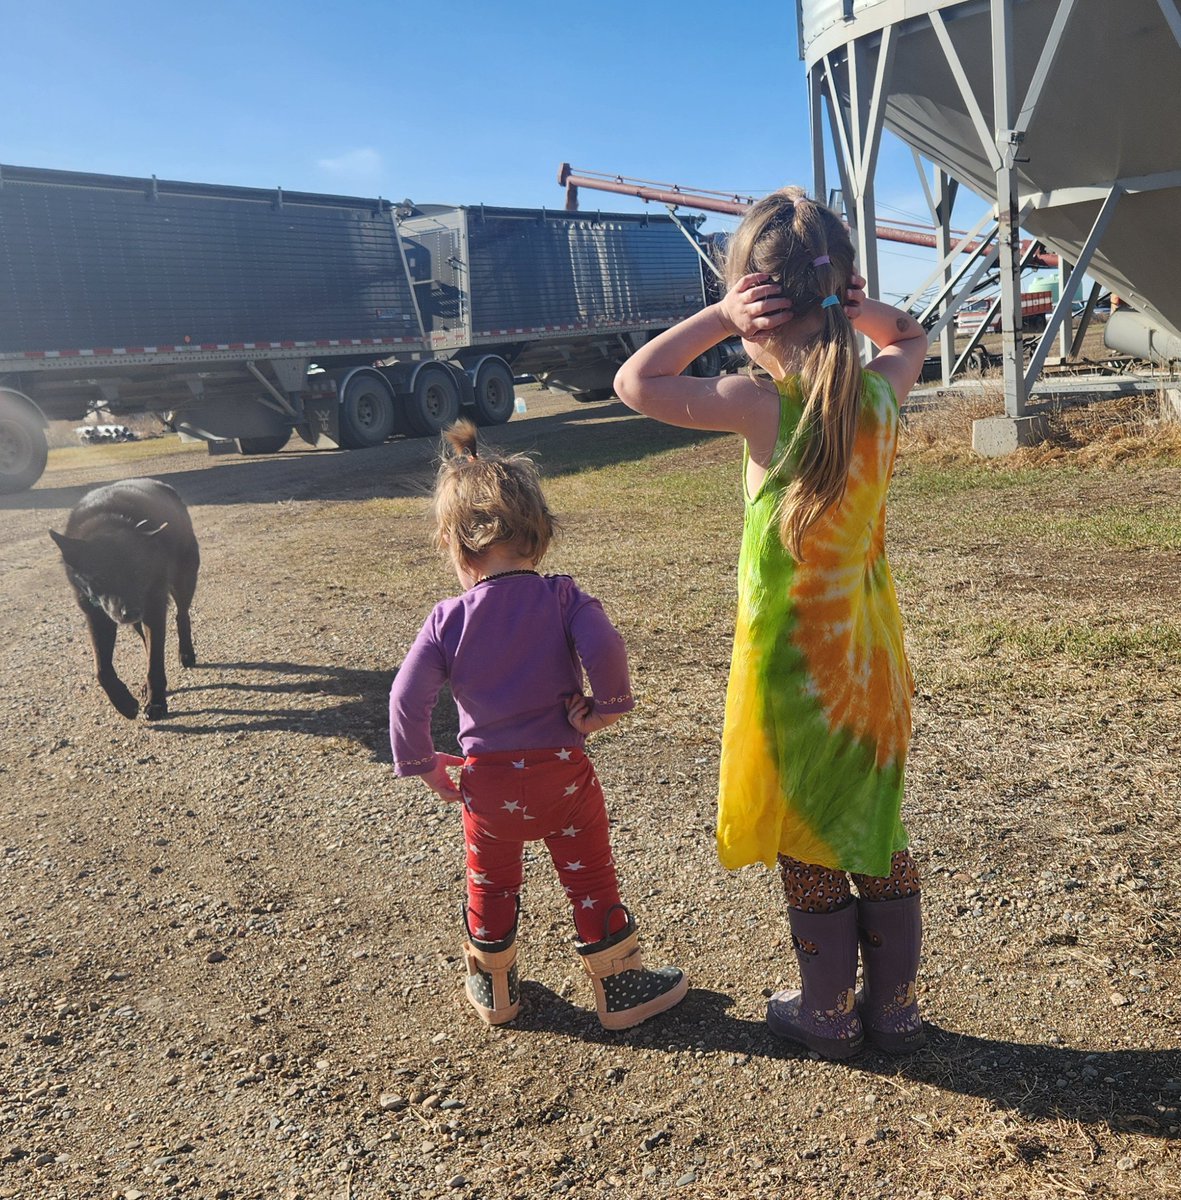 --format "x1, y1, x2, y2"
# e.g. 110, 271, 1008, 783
812, 255, 831, 268
820, 294, 841, 309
